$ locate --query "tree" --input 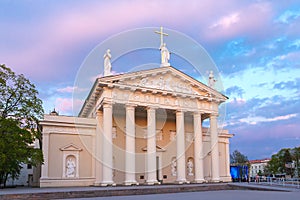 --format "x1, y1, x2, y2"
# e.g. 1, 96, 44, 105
291, 147, 300, 177
0, 64, 43, 188
265, 148, 296, 176
230, 150, 249, 165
